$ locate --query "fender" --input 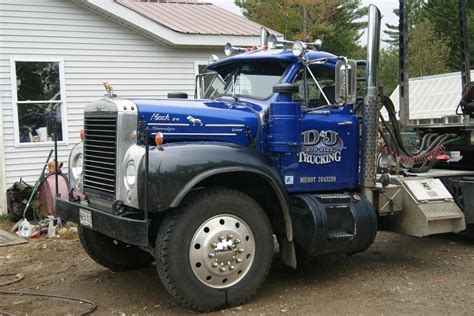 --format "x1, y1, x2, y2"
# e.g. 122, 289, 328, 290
137, 142, 293, 241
